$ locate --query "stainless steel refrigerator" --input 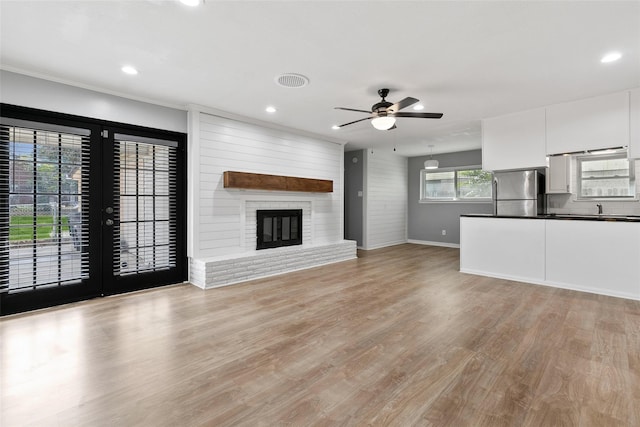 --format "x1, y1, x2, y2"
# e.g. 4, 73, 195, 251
493, 170, 544, 216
